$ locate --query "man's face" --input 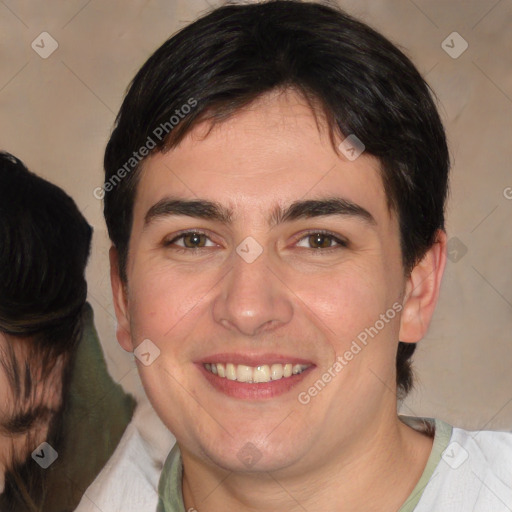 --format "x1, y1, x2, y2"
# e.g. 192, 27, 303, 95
115, 89, 413, 475
0, 333, 62, 489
